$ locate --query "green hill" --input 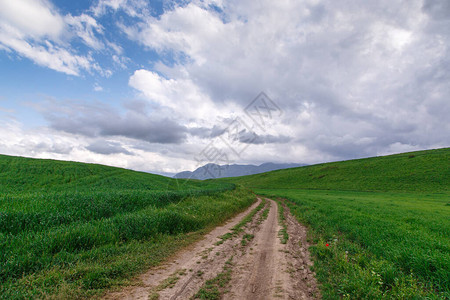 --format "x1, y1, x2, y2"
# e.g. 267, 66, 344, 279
0, 155, 253, 299
225, 148, 449, 298
0, 154, 221, 193
1, 149, 448, 298
226, 148, 449, 192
